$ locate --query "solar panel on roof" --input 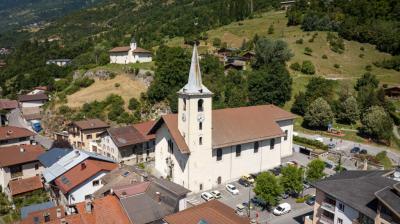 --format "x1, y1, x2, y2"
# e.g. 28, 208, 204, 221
198, 220, 208, 224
